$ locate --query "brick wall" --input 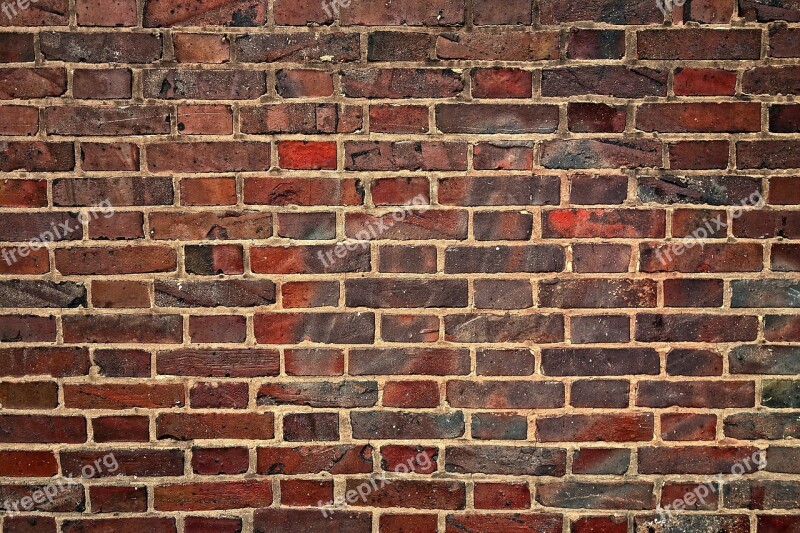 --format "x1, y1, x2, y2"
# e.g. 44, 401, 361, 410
0, 0, 799, 531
